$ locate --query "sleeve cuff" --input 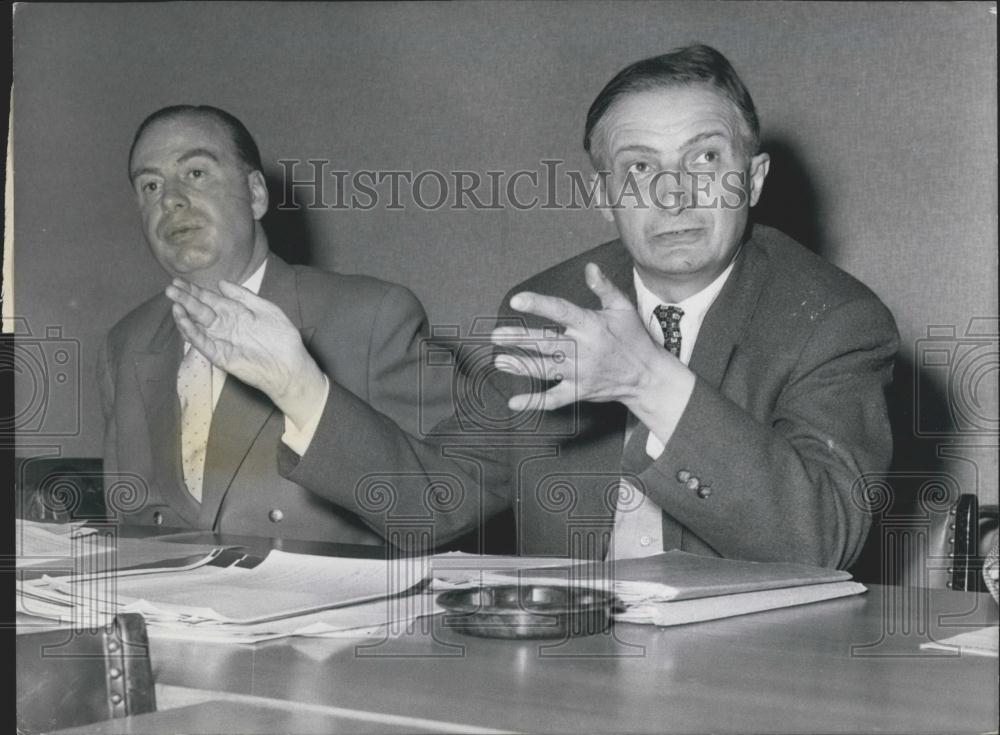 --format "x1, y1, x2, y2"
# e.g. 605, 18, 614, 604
281, 376, 331, 456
